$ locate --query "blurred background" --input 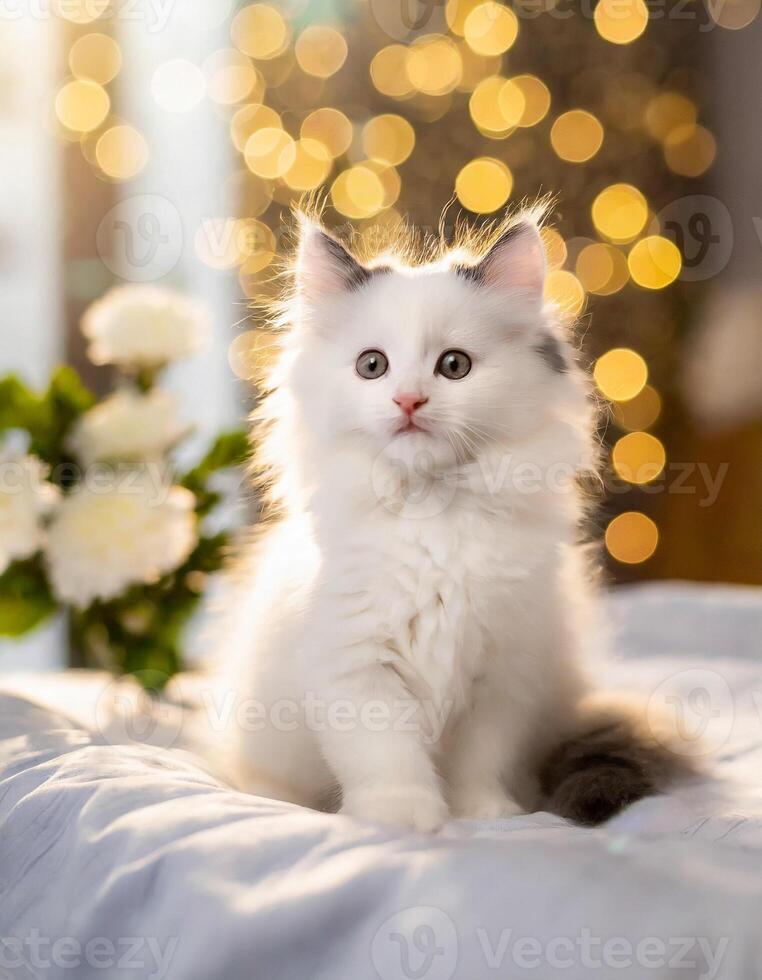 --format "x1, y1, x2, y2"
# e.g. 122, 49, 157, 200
2, 0, 761, 672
